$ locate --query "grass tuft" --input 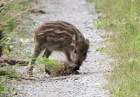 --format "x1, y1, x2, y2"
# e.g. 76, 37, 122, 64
37, 57, 64, 76
37, 57, 78, 77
